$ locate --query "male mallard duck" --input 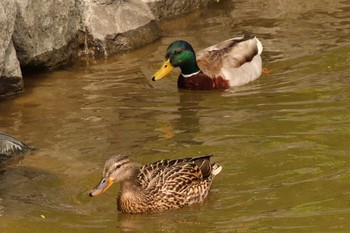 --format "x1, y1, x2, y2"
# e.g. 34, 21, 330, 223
151, 33, 263, 90
89, 154, 222, 214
